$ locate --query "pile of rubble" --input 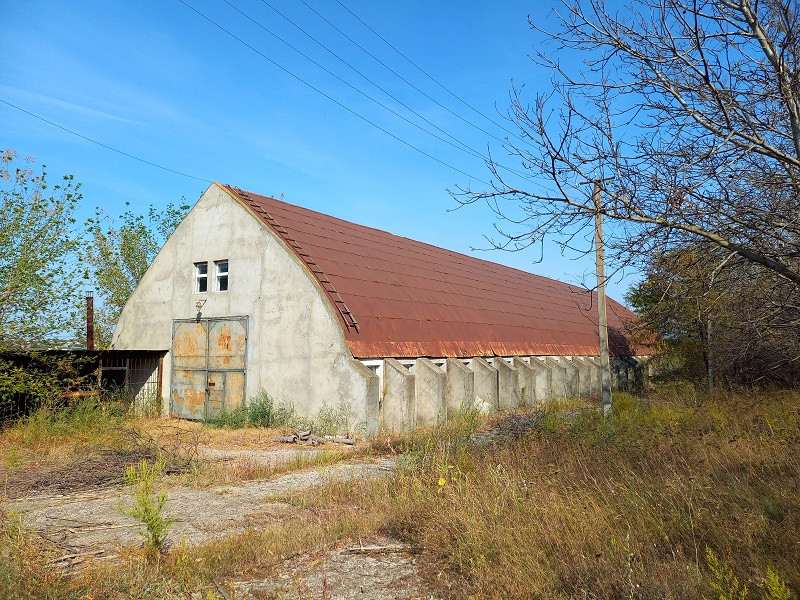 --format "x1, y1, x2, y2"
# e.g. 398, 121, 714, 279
273, 429, 355, 447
